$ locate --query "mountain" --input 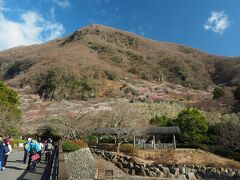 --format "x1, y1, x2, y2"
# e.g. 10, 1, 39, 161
0, 24, 240, 101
